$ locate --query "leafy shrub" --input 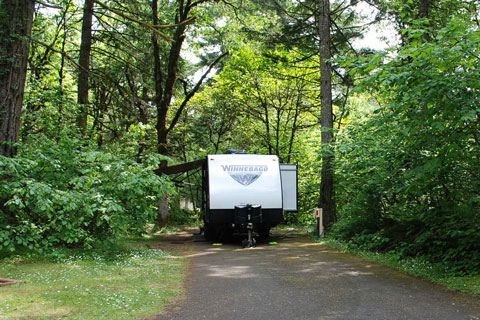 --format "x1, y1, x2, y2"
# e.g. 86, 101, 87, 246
0, 132, 174, 253
167, 195, 200, 226
333, 18, 480, 274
